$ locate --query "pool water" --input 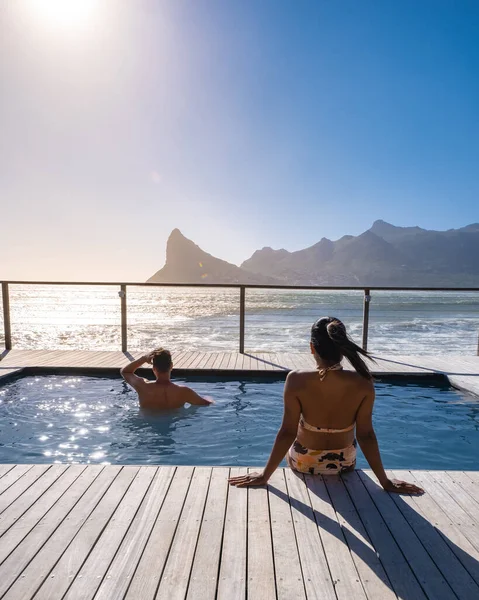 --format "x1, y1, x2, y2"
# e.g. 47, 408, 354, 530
0, 375, 478, 470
